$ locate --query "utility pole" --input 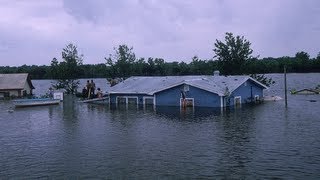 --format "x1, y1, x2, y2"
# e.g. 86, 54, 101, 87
284, 65, 288, 107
